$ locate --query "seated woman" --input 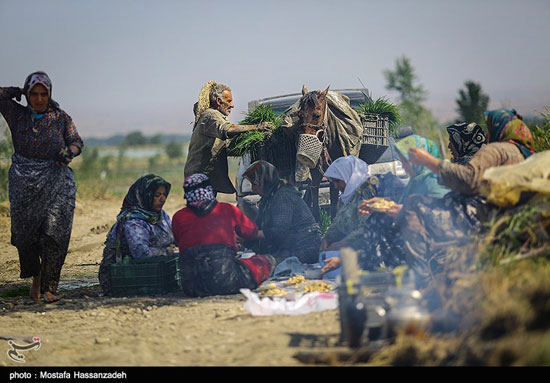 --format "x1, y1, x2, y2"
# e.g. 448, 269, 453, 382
321, 135, 449, 275
98, 174, 175, 294
172, 173, 275, 297
408, 109, 534, 195
392, 114, 534, 279
242, 160, 322, 265
320, 155, 379, 252
392, 123, 489, 279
